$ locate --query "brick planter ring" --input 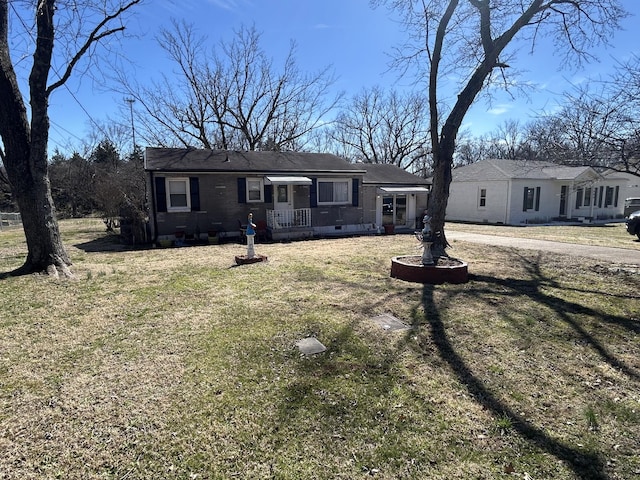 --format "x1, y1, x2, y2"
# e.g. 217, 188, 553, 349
390, 256, 468, 284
